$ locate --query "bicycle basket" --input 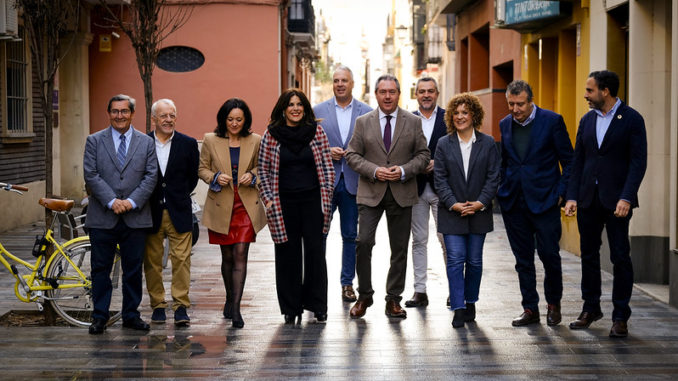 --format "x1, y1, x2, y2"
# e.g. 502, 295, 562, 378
31, 235, 51, 257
